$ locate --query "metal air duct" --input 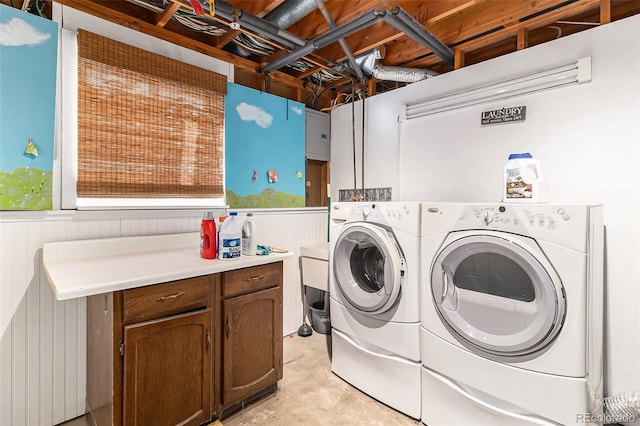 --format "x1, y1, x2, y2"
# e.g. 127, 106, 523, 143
355, 47, 438, 83
264, 0, 319, 29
